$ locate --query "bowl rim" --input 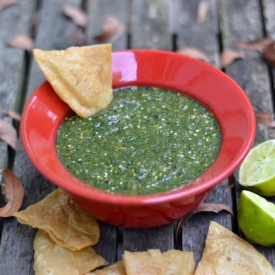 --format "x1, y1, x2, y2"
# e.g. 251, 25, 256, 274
21, 49, 256, 206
